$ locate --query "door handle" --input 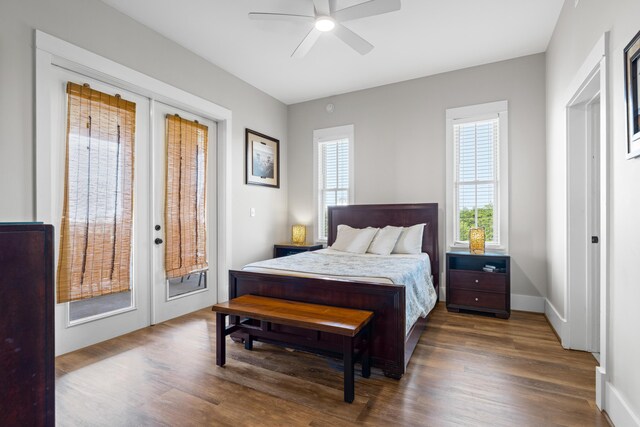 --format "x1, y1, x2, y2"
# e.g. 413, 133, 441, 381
591, 236, 599, 244
155, 238, 163, 245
